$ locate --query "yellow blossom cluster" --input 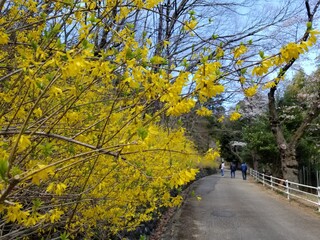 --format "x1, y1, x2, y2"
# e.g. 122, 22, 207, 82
196, 107, 213, 117
233, 44, 248, 59
230, 112, 242, 121
244, 85, 258, 98
194, 62, 225, 102
183, 19, 198, 31
252, 30, 320, 79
